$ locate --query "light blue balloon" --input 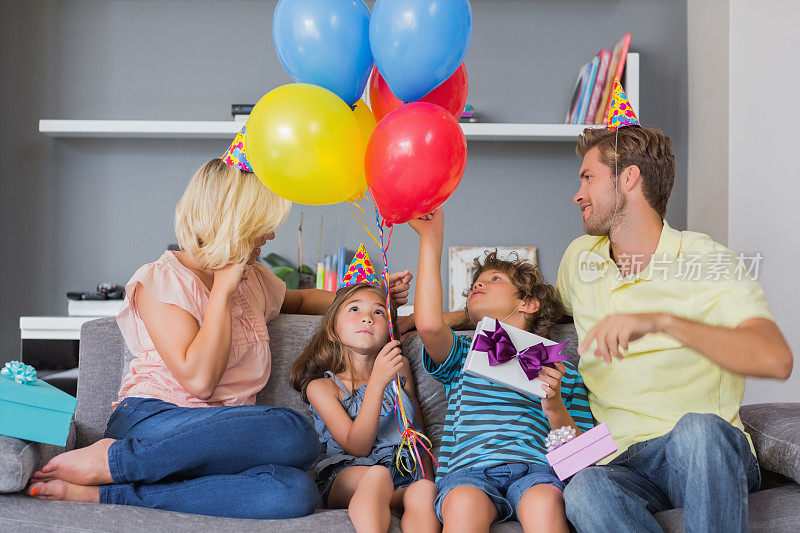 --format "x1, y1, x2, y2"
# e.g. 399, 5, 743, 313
370, 0, 473, 103
273, 0, 373, 106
